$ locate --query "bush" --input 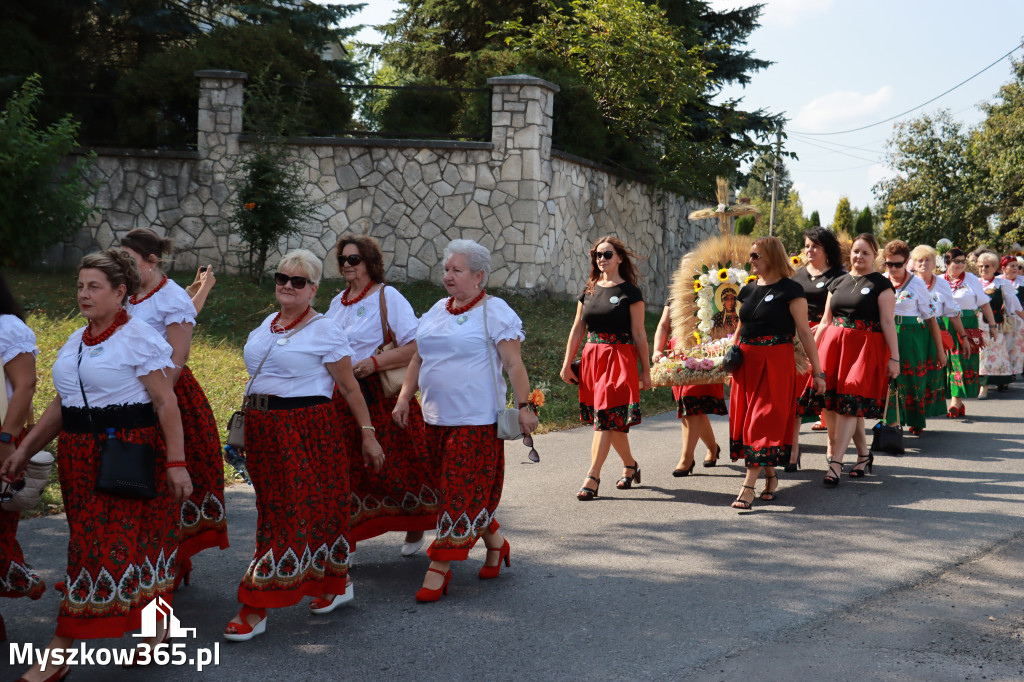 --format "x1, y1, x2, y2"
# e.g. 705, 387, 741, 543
0, 74, 93, 267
